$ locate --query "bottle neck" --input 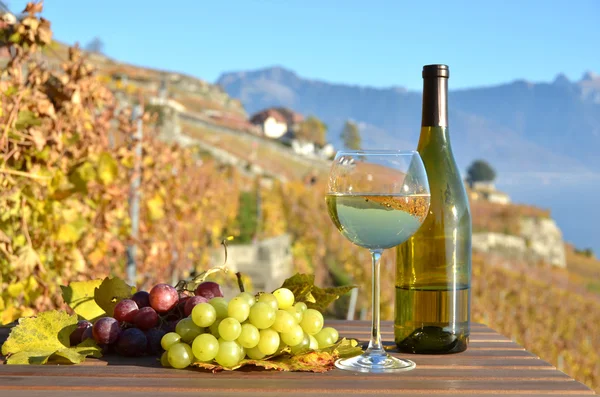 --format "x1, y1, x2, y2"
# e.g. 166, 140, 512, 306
421, 77, 448, 127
